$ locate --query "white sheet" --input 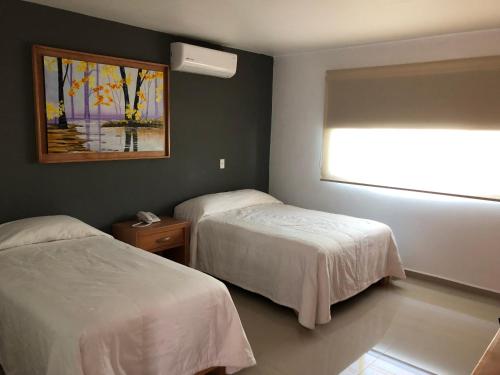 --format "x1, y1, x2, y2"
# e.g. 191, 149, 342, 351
0, 235, 255, 375
174, 189, 282, 268
179, 199, 406, 329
